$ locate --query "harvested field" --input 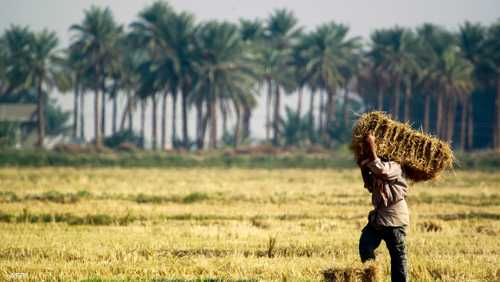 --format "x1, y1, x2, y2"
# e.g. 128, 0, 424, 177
0, 168, 499, 281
